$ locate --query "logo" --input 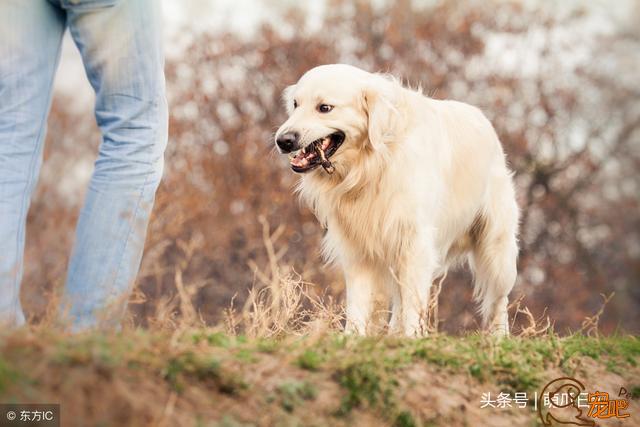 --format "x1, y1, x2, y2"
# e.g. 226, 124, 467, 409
537, 377, 631, 426
538, 377, 594, 426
